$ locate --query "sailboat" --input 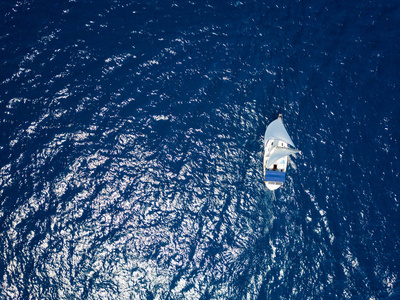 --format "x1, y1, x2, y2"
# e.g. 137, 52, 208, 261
263, 114, 300, 190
